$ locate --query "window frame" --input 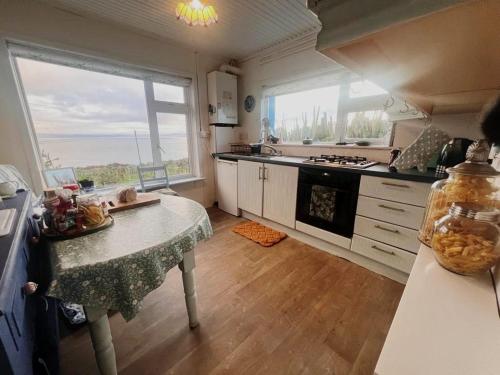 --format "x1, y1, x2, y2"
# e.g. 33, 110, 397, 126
9, 43, 199, 189
265, 77, 395, 146
144, 81, 197, 181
